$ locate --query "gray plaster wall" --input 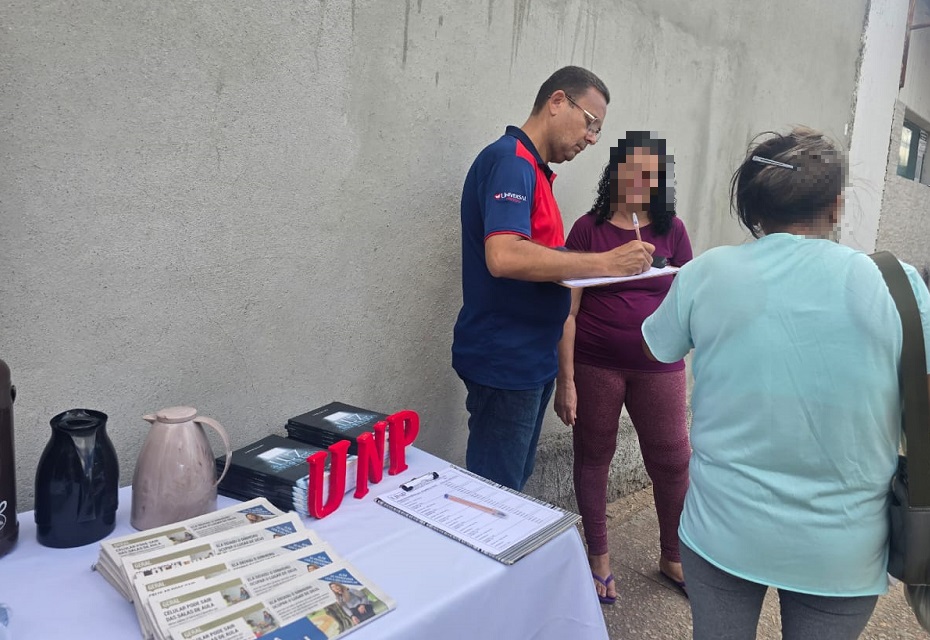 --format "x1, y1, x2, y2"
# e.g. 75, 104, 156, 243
876, 0, 930, 280
1, 0, 868, 511
876, 100, 930, 274
900, 0, 930, 124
